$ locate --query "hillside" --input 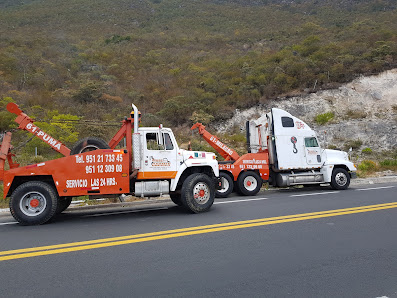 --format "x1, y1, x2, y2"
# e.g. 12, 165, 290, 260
218, 68, 397, 152
0, 0, 396, 163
